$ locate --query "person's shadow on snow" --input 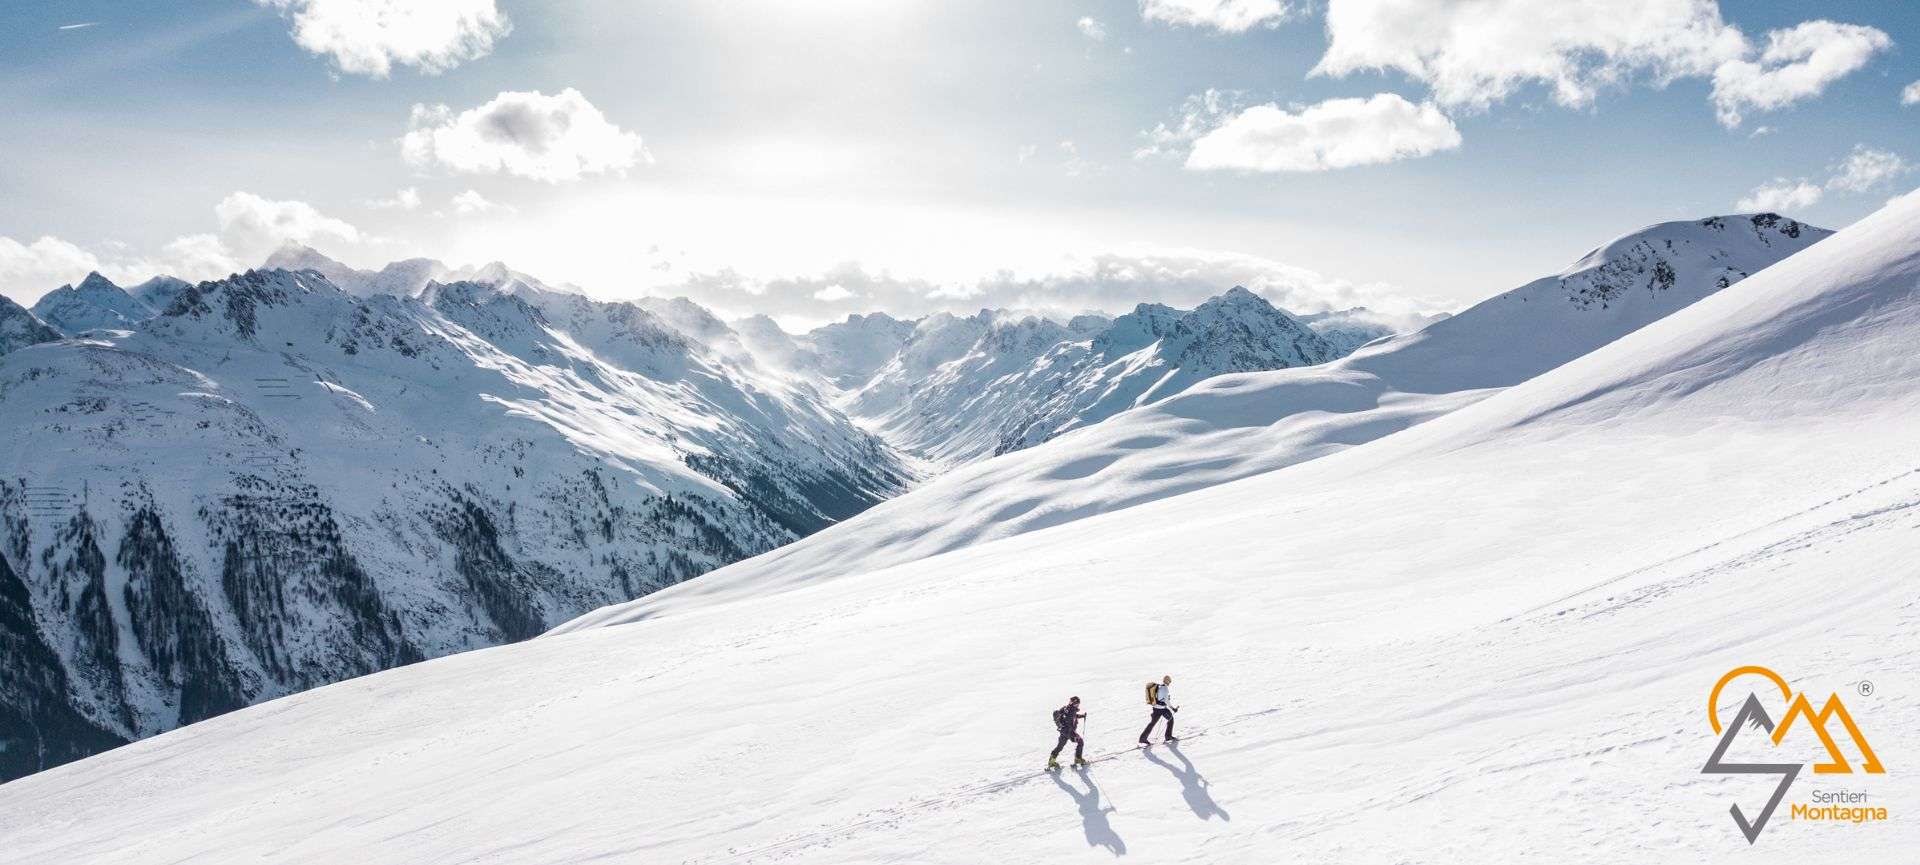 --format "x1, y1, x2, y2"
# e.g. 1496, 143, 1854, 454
1050, 767, 1126, 855
1144, 742, 1230, 821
